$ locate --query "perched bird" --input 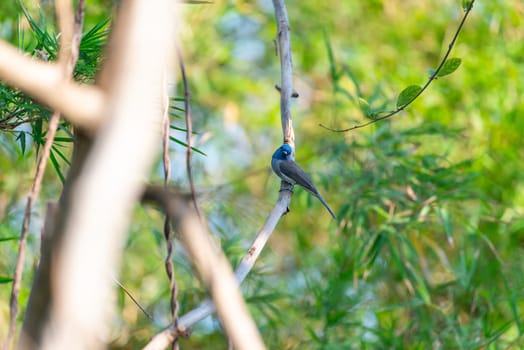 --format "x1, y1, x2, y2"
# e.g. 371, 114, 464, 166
271, 144, 336, 219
